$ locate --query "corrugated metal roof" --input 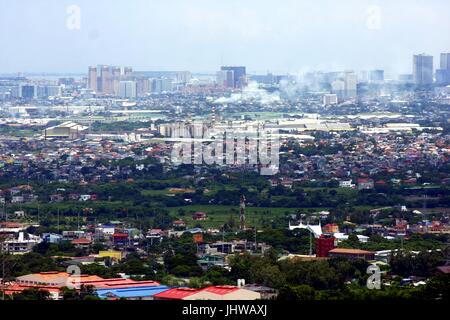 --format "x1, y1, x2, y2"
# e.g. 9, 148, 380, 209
97, 285, 170, 299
